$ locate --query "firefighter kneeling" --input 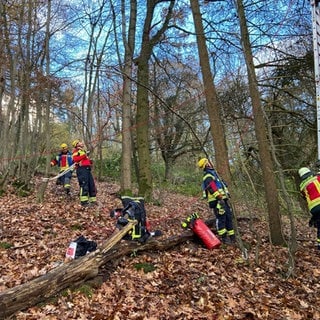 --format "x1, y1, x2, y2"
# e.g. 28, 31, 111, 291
110, 196, 161, 243
182, 213, 221, 249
